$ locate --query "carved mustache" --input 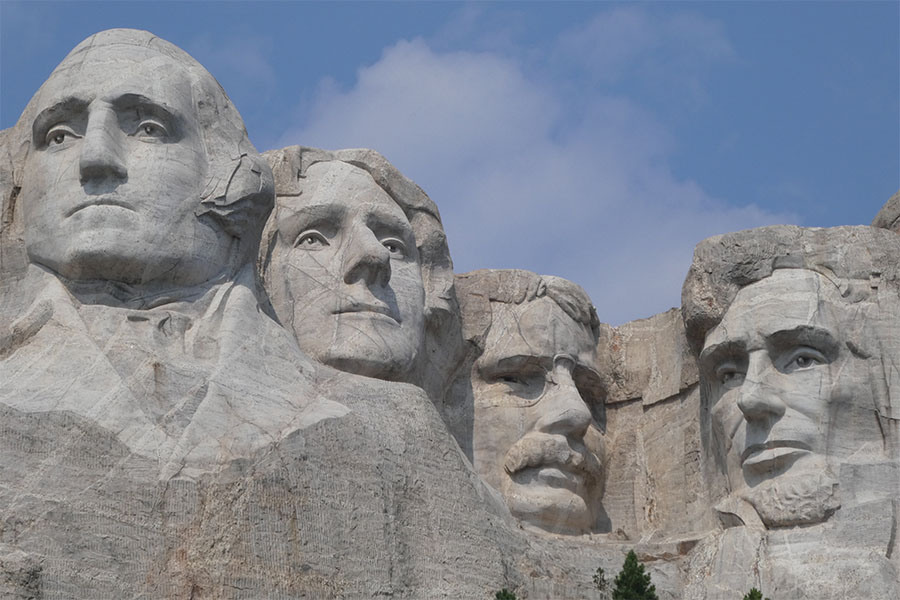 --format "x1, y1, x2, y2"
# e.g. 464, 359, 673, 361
503, 433, 602, 481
